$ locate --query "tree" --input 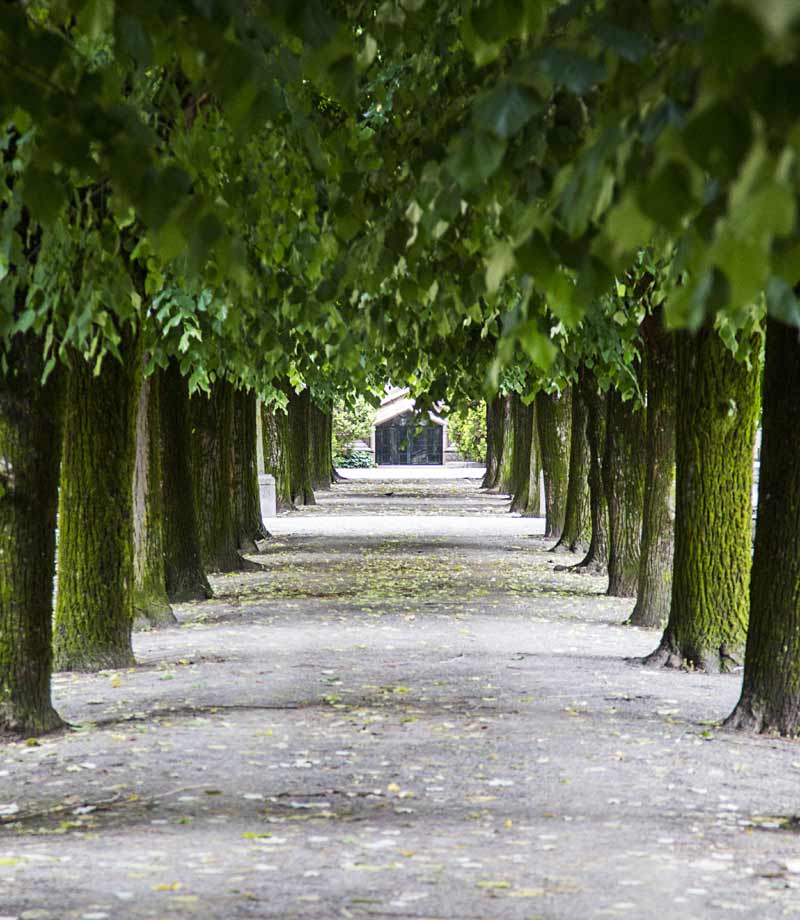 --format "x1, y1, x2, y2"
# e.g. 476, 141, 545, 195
133, 372, 175, 628
727, 318, 800, 732
0, 330, 62, 733
54, 329, 143, 672
646, 327, 760, 671
628, 312, 676, 628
